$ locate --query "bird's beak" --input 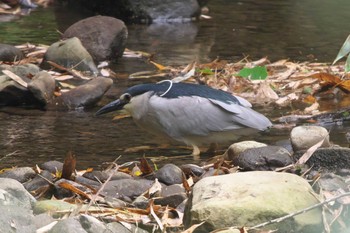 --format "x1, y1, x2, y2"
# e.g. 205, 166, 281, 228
95, 99, 126, 116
